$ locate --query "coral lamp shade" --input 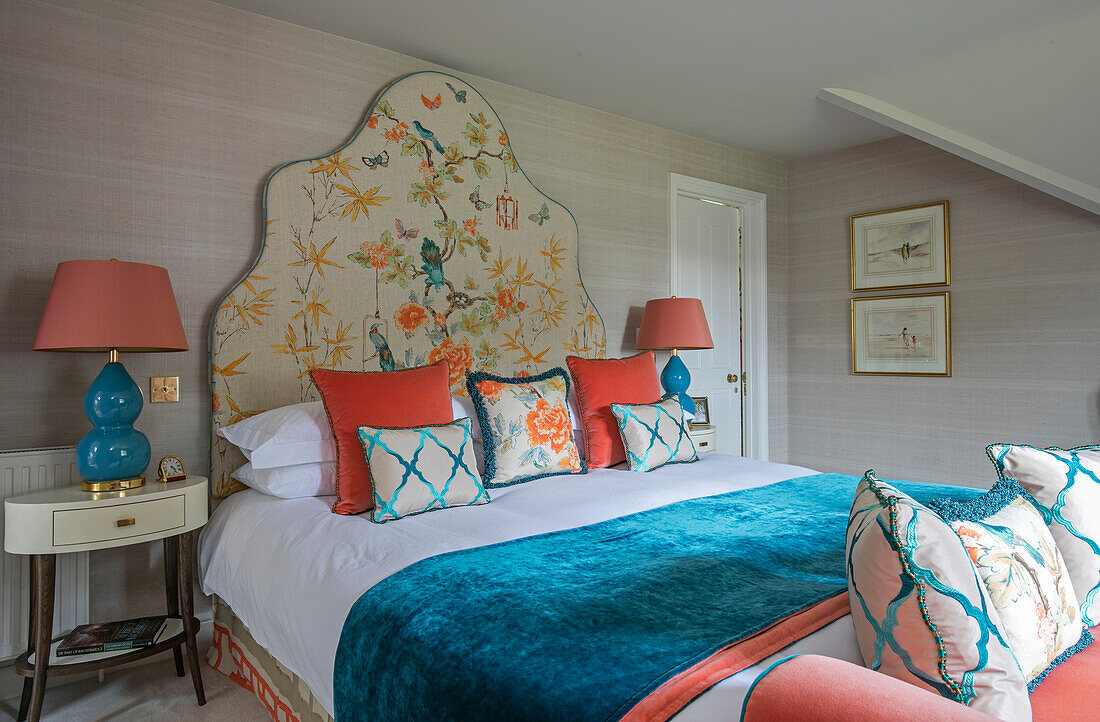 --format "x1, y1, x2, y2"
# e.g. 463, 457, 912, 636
33, 260, 188, 353
635, 297, 714, 351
